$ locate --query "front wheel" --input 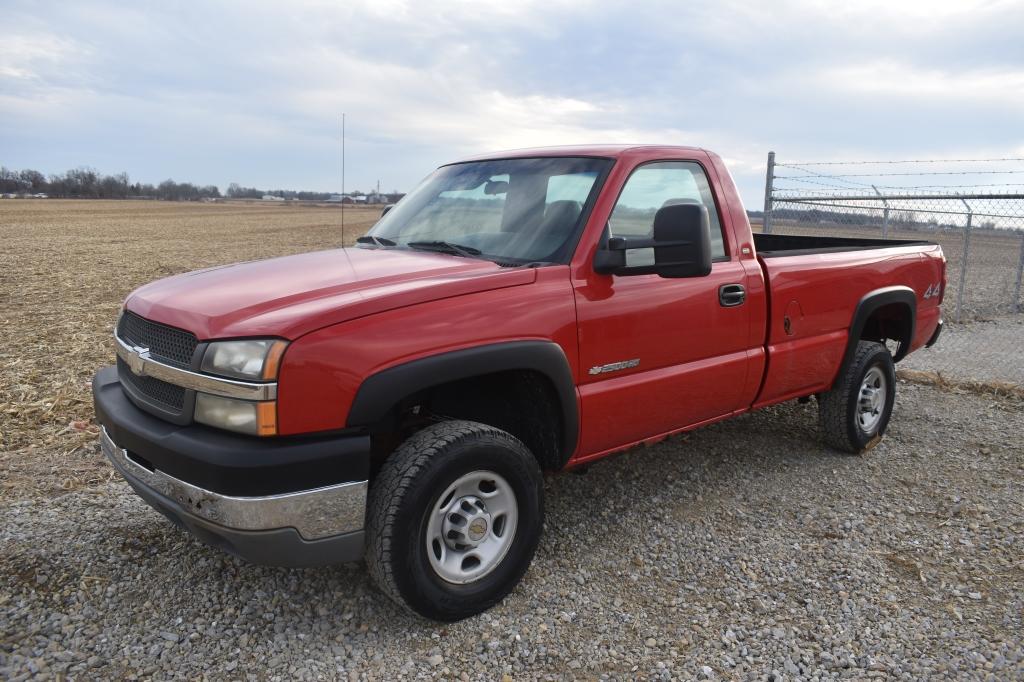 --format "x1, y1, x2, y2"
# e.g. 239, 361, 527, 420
365, 420, 544, 621
818, 340, 896, 453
